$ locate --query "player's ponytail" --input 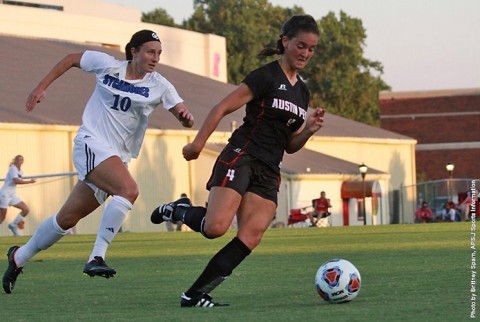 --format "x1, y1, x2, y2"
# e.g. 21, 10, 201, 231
125, 43, 133, 60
